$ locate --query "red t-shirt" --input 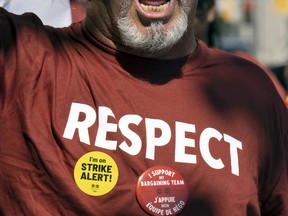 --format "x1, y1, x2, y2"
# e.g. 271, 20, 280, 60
0, 8, 287, 216
233, 50, 287, 102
